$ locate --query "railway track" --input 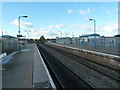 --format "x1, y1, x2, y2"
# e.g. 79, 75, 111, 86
45, 44, 120, 84
37, 43, 95, 89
